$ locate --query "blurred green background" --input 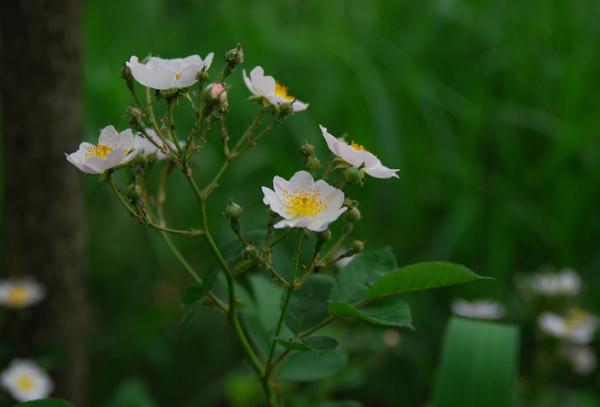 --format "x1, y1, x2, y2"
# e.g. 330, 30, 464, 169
80, 0, 600, 405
